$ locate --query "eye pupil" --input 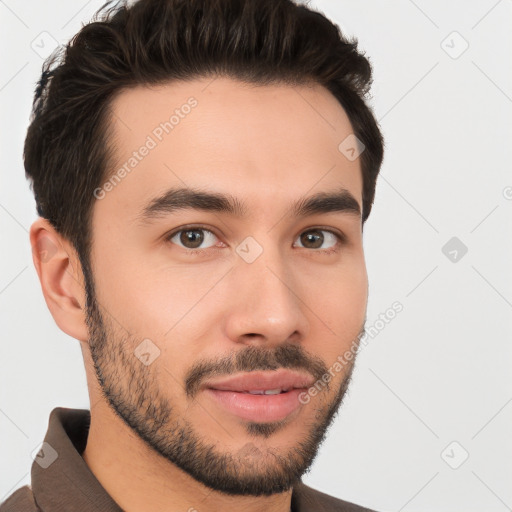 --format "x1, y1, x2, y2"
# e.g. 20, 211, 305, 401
181, 229, 204, 248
